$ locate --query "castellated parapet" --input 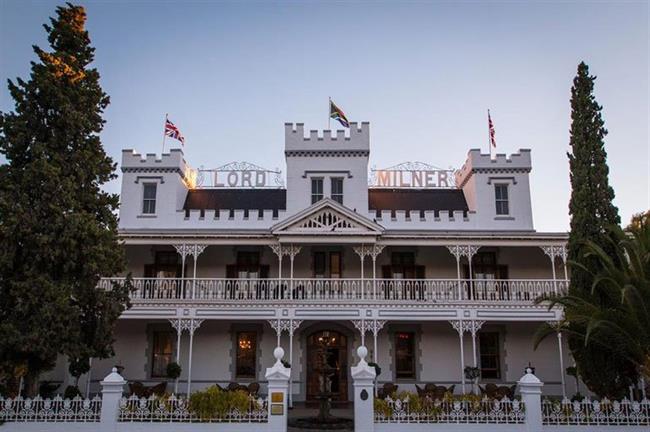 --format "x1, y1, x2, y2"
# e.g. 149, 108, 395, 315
284, 122, 370, 152
455, 149, 532, 188
121, 148, 189, 173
